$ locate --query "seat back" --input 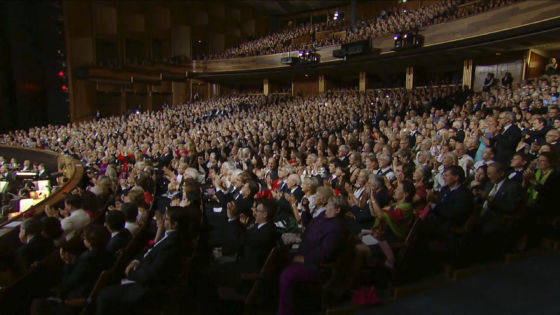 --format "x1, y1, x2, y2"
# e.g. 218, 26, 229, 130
245, 246, 284, 305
